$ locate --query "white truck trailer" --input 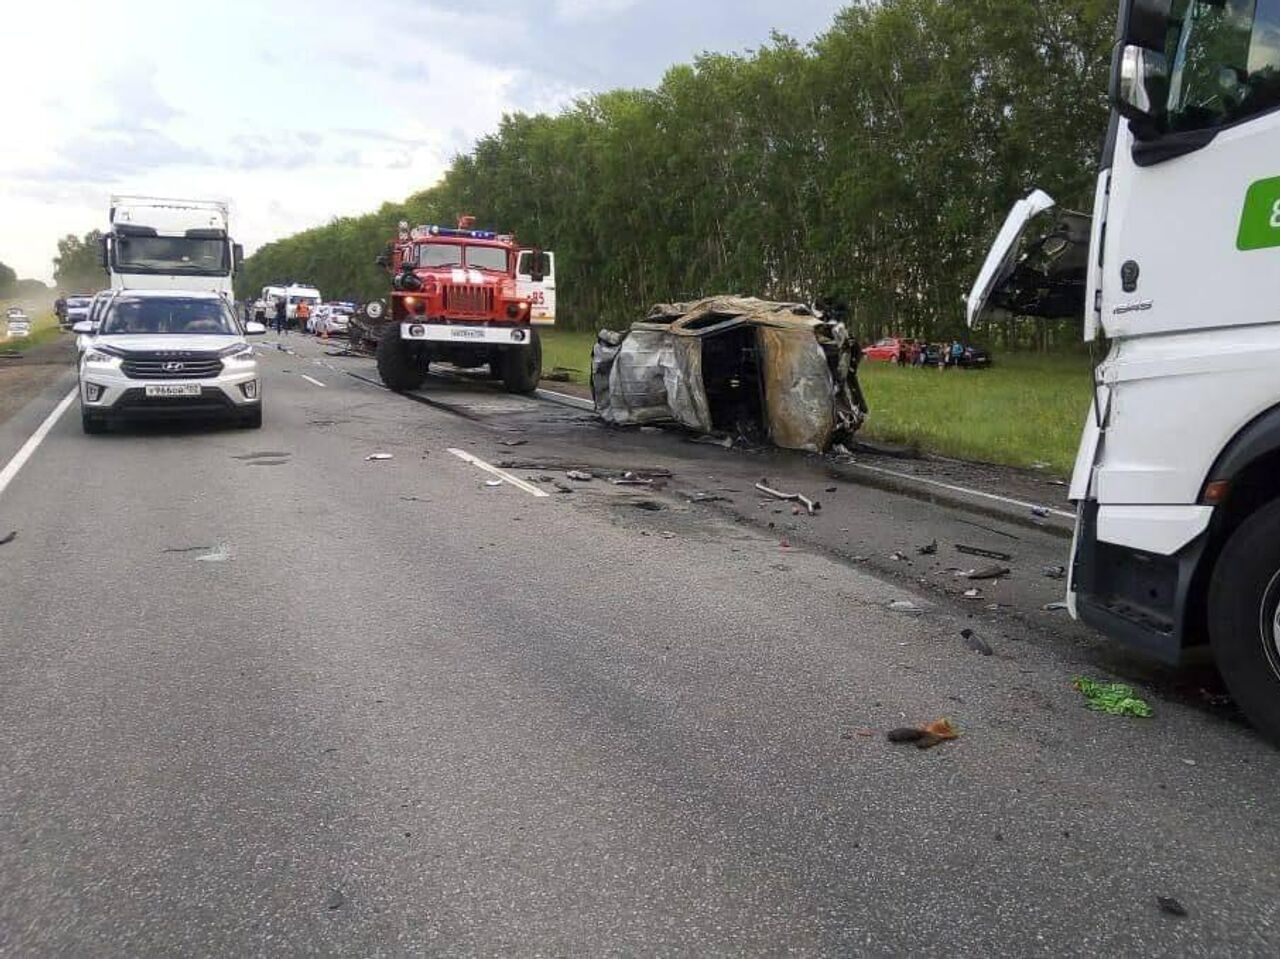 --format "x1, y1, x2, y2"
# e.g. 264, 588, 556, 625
103, 196, 242, 299
969, 0, 1280, 742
